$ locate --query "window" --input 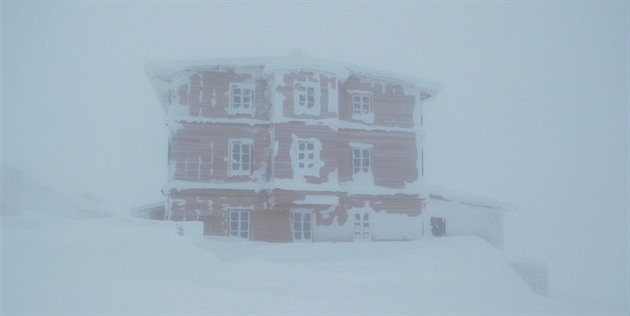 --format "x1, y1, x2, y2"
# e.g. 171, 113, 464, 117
296, 140, 317, 175
230, 84, 254, 115
351, 94, 373, 122
229, 139, 252, 176
353, 211, 371, 241
291, 136, 322, 178
292, 211, 313, 242
353, 147, 370, 174
294, 82, 320, 115
229, 209, 250, 239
